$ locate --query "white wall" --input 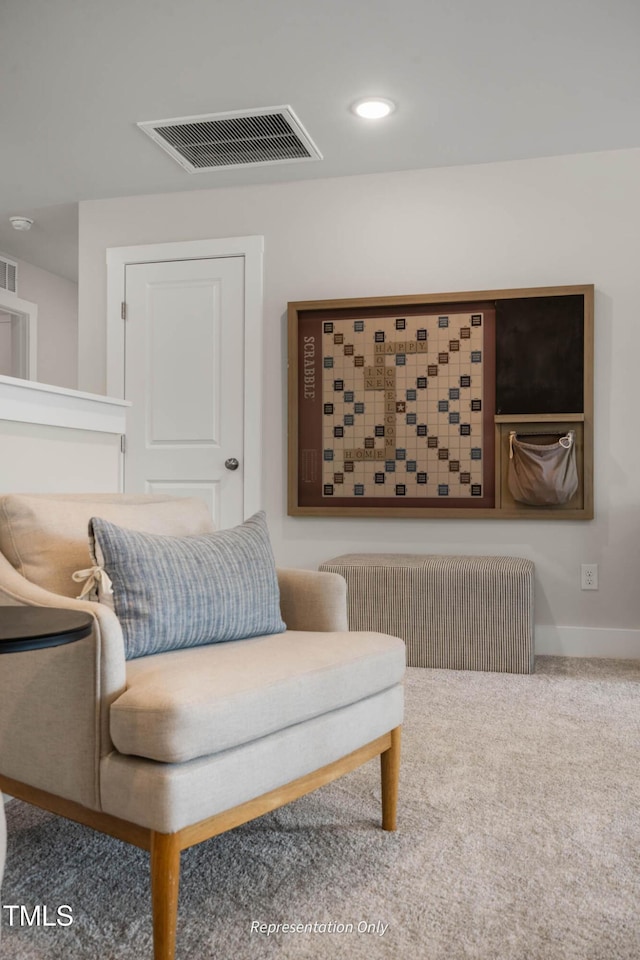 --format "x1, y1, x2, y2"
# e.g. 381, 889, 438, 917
78, 148, 640, 655
0, 420, 121, 494
12, 257, 78, 389
0, 375, 127, 496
